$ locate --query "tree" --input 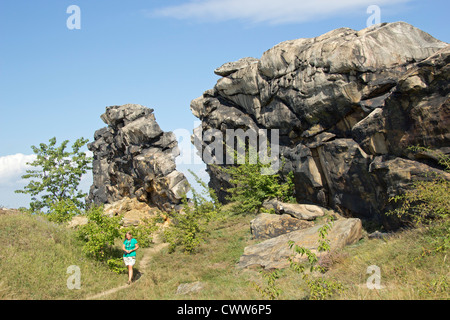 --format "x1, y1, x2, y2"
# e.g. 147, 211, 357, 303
218, 155, 295, 215
16, 137, 92, 221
